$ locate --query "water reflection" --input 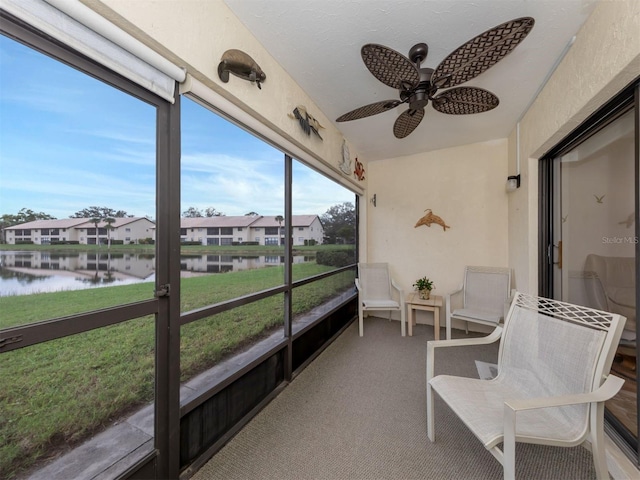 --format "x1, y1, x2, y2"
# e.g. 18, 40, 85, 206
0, 251, 314, 296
